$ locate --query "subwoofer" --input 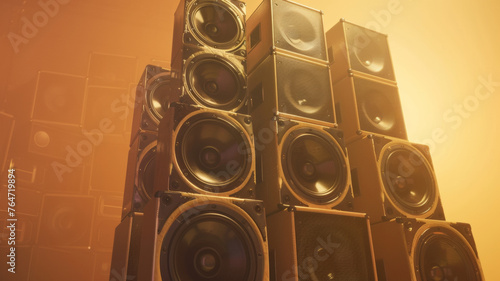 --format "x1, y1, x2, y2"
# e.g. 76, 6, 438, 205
122, 130, 158, 218
254, 116, 352, 213
246, 0, 328, 73
348, 135, 444, 223
267, 206, 377, 281
130, 65, 180, 144
171, 0, 246, 62
155, 103, 256, 198
333, 73, 407, 141
371, 218, 484, 281
326, 19, 396, 83
137, 191, 269, 281
171, 46, 249, 113
249, 52, 335, 125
